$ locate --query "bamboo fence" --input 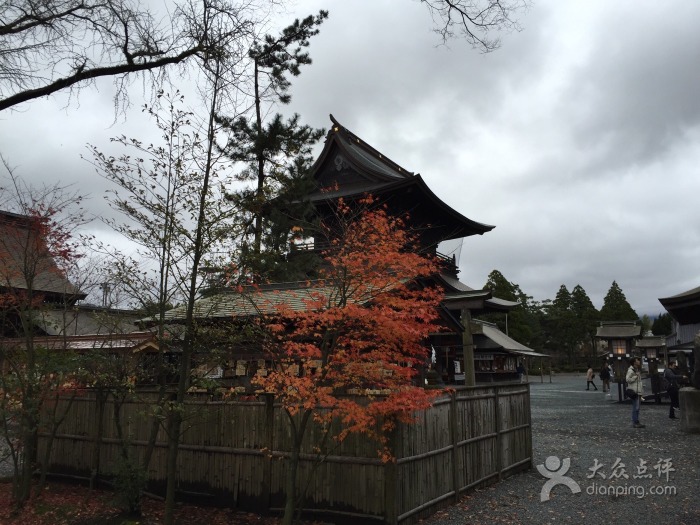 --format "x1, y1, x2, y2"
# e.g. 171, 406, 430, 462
38, 382, 531, 524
